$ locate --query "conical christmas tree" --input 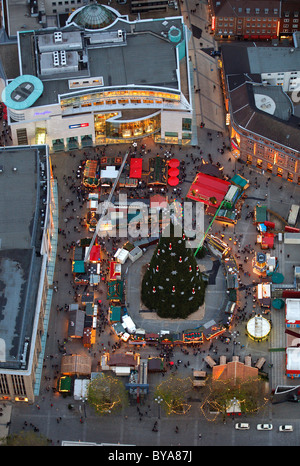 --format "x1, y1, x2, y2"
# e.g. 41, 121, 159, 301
141, 226, 207, 318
